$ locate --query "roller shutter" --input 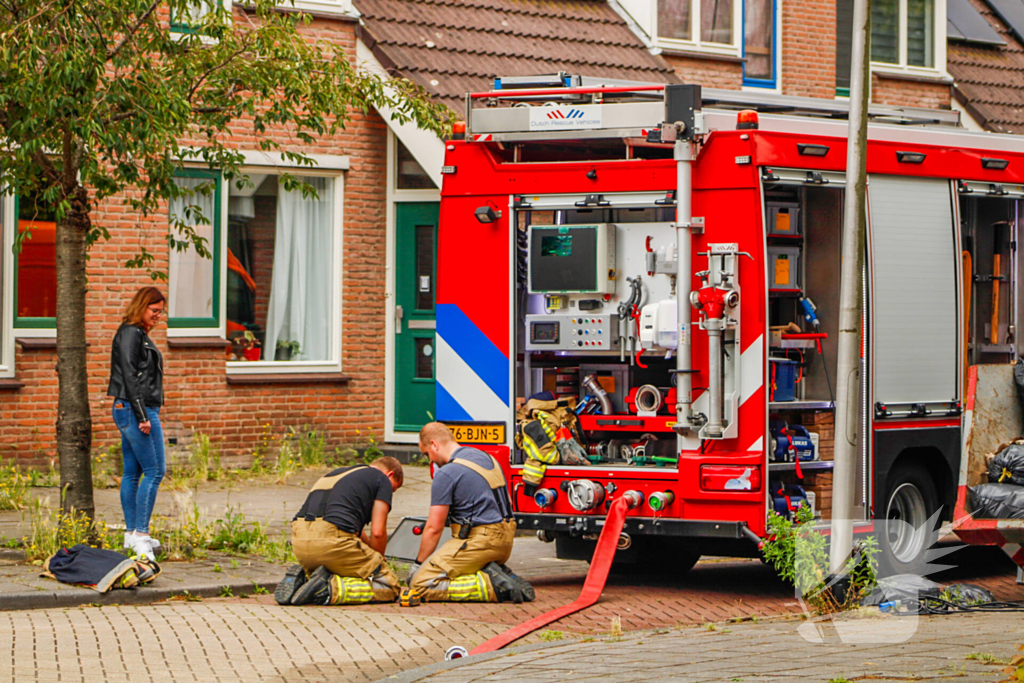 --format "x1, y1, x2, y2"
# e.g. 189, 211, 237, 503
869, 176, 959, 407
